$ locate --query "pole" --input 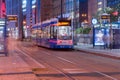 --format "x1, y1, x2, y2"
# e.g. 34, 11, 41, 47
73, 0, 78, 45
110, 23, 112, 49
61, 0, 63, 18
18, 0, 24, 41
